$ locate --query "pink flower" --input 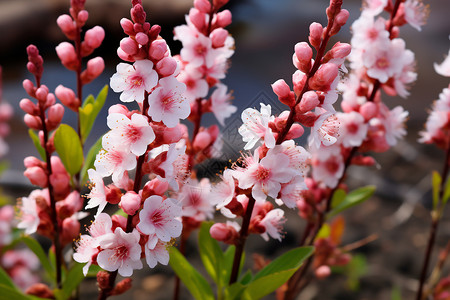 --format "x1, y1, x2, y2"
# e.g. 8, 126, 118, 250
145, 235, 169, 268
362, 0, 387, 15
363, 38, 409, 83
94, 147, 137, 184
238, 103, 275, 150
210, 84, 237, 126
211, 168, 237, 209
0, 205, 14, 247
176, 25, 216, 68
309, 110, 340, 148
260, 209, 286, 242
17, 193, 40, 235
403, 0, 428, 32
153, 143, 189, 191
147, 76, 190, 128
237, 149, 297, 201
85, 169, 107, 217
350, 13, 389, 51
176, 66, 208, 103
73, 234, 98, 275
311, 144, 344, 188
105, 112, 155, 156
337, 111, 368, 147
179, 178, 214, 221
371, 105, 409, 146
97, 228, 143, 277
137, 195, 182, 242
110, 60, 158, 103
